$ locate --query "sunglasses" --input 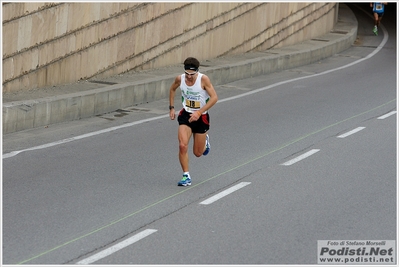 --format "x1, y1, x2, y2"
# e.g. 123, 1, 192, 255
184, 70, 198, 76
